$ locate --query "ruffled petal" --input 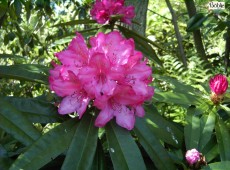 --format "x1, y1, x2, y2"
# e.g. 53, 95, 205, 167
95, 106, 114, 127
114, 105, 135, 130
135, 105, 145, 117
58, 92, 90, 118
